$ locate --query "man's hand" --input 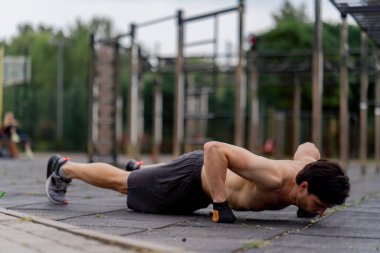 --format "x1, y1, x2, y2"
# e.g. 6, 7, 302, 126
212, 201, 236, 223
